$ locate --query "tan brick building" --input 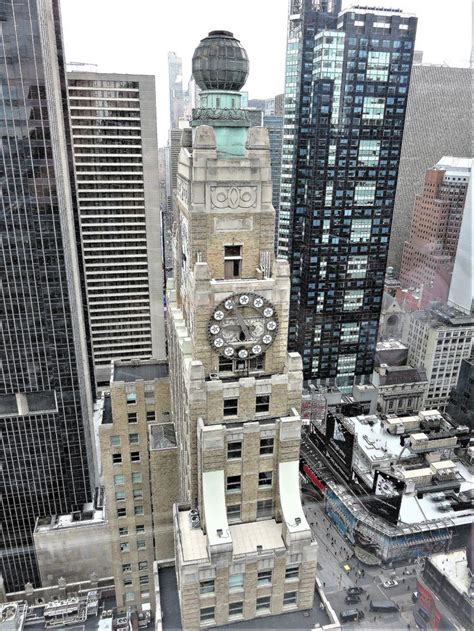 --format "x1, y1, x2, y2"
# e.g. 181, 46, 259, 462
98, 360, 178, 612
166, 31, 317, 629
